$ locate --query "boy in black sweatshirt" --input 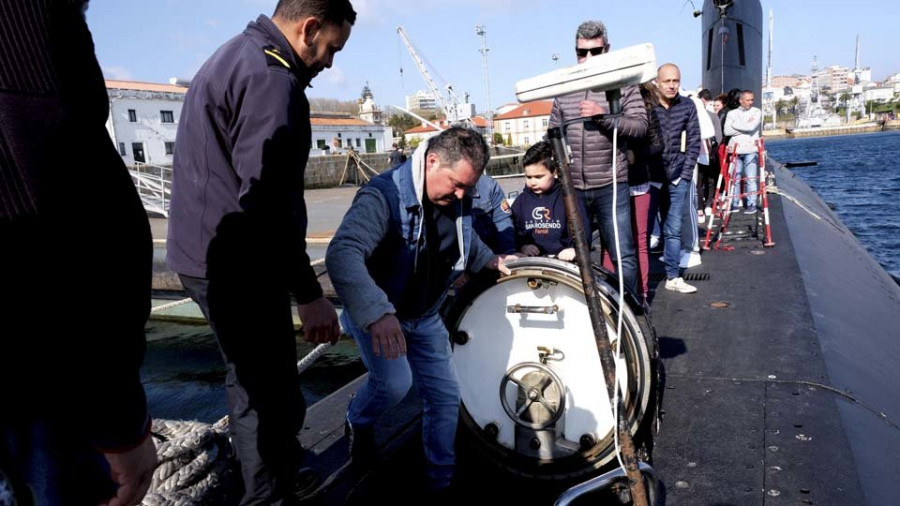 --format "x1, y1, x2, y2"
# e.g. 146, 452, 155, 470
511, 142, 589, 260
